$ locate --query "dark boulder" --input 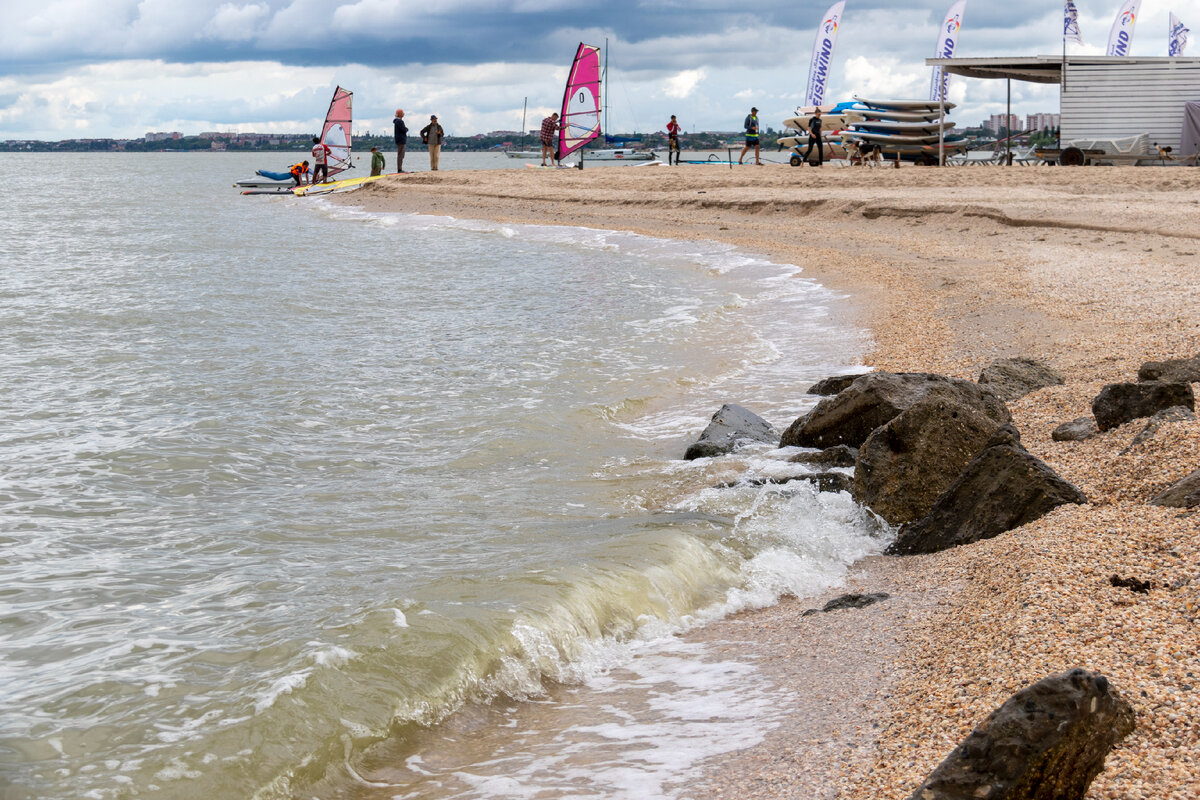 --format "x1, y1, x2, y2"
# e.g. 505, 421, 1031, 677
907, 669, 1134, 800
978, 357, 1065, 402
780, 372, 1011, 450
887, 425, 1087, 556
788, 444, 858, 468
1052, 417, 1098, 442
1150, 467, 1200, 508
855, 397, 1003, 526
808, 373, 870, 396
802, 592, 889, 616
1091, 381, 1195, 432
1138, 354, 1200, 383
685, 404, 777, 460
